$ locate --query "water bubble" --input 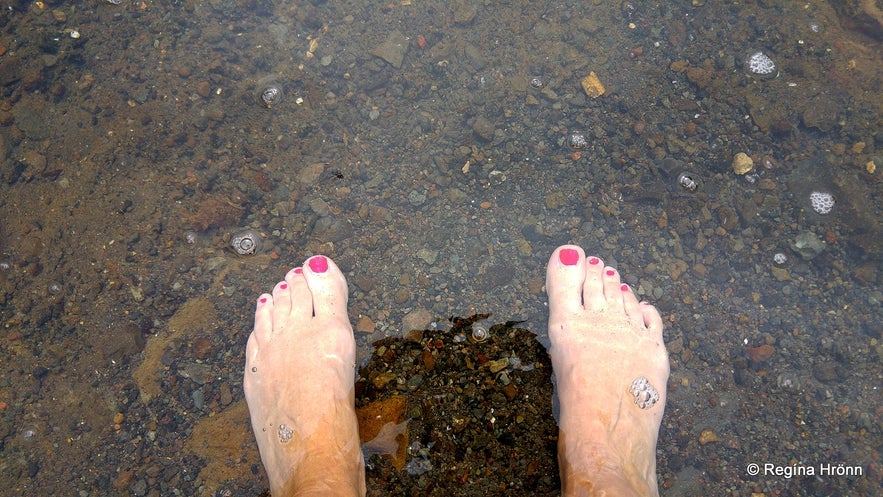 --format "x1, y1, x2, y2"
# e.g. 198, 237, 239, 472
0, 258, 11, 272
568, 133, 588, 149
470, 324, 490, 343
809, 191, 834, 215
629, 376, 660, 409
255, 76, 284, 108
229, 229, 262, 256
744, 50, 779, 79
48, 282, 63, 295
277, 424, 293, 444
676, 171, 699, 192
529, 77, 544, 89
742, 171, 760, 184
183, 230, 198, 245
21, 427, 37, 441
